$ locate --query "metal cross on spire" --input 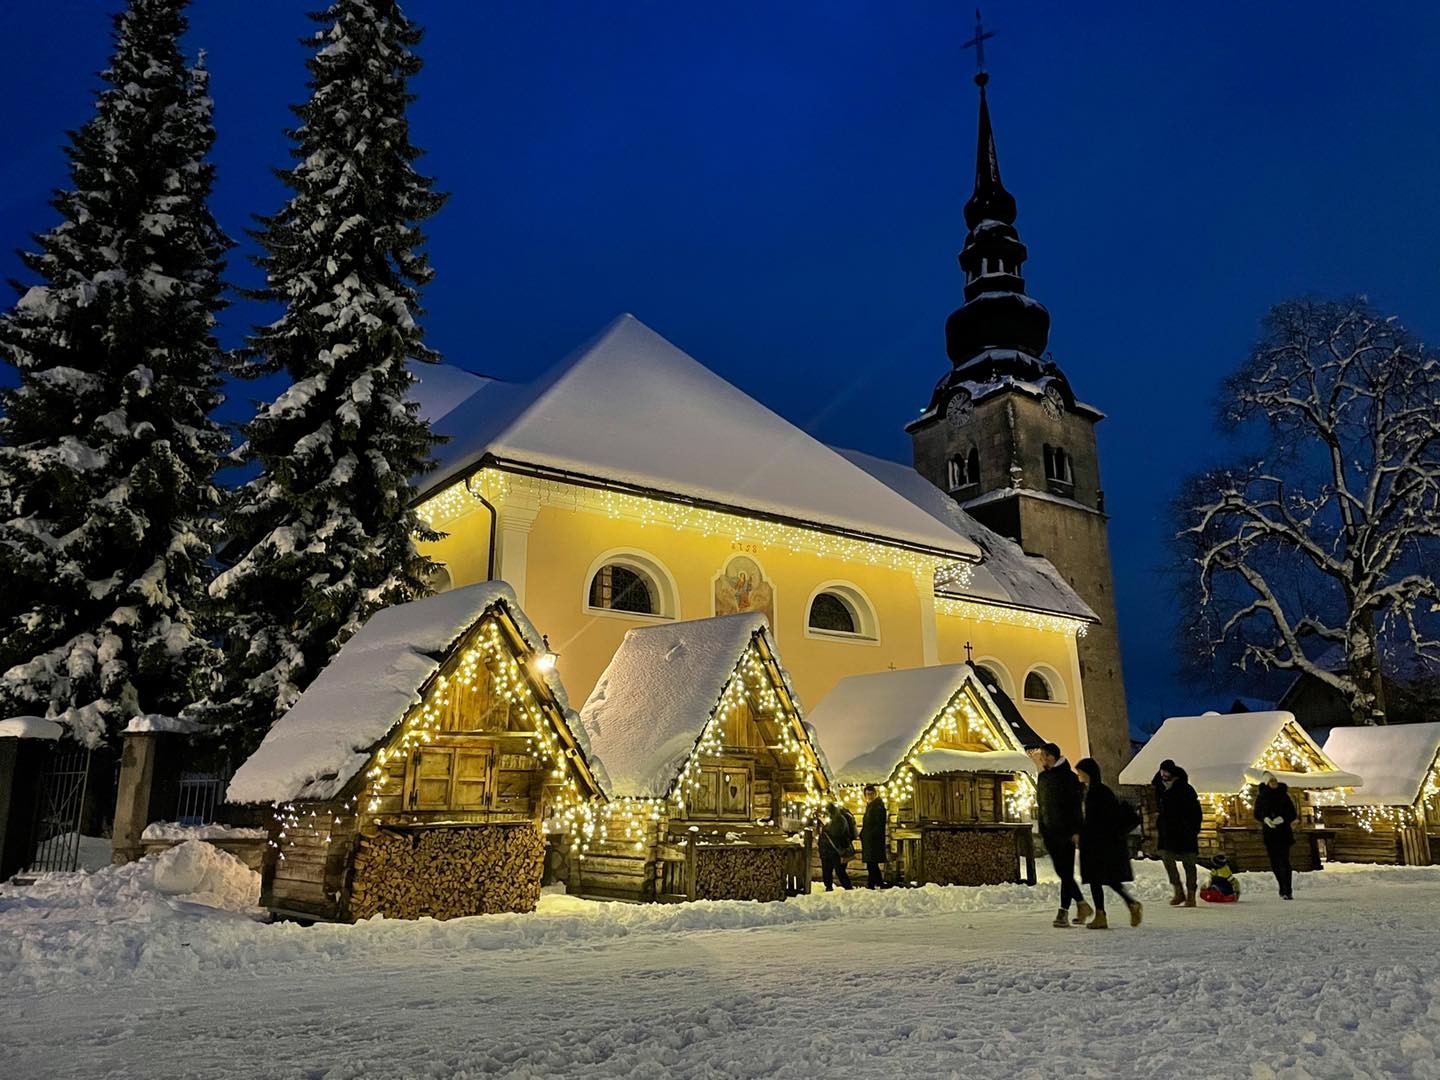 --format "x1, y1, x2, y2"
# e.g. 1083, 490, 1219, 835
961, 8, 997, 86
964, 640, 975, 663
